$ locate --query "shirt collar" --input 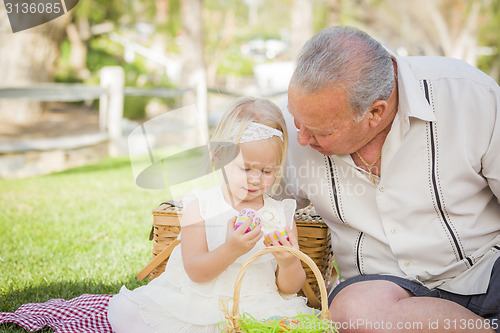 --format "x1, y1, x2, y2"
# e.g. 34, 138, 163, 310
395, 56, 437, 124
